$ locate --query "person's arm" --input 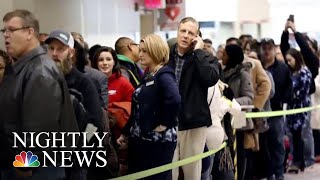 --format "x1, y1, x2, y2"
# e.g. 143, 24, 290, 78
236, 70, 254, 106
280, 30, 290, 57
157, 72, 181, 128
121, 100, 135, 137
286, 20, 319, 82
22, 74, 63, 155
253, 59, 271, 109
294, 32, 319, 79
265, 70, 275, 99
282, 68, 293, 104
99, 73, 108, 108
194, 49, 220, 87
81, 77, 104, 131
